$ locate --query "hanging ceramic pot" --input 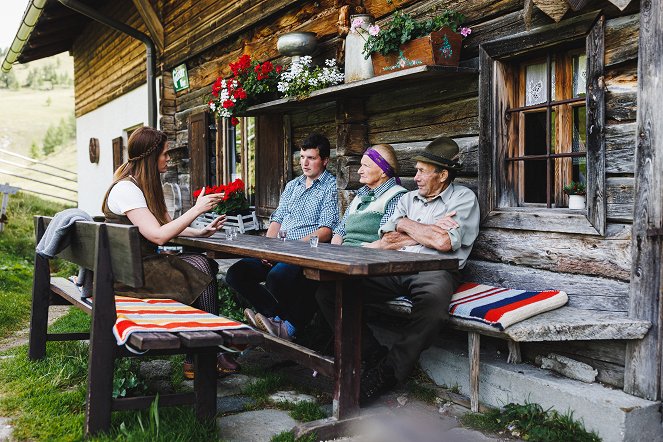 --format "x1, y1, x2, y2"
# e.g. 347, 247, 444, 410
344, 14, 374, 83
